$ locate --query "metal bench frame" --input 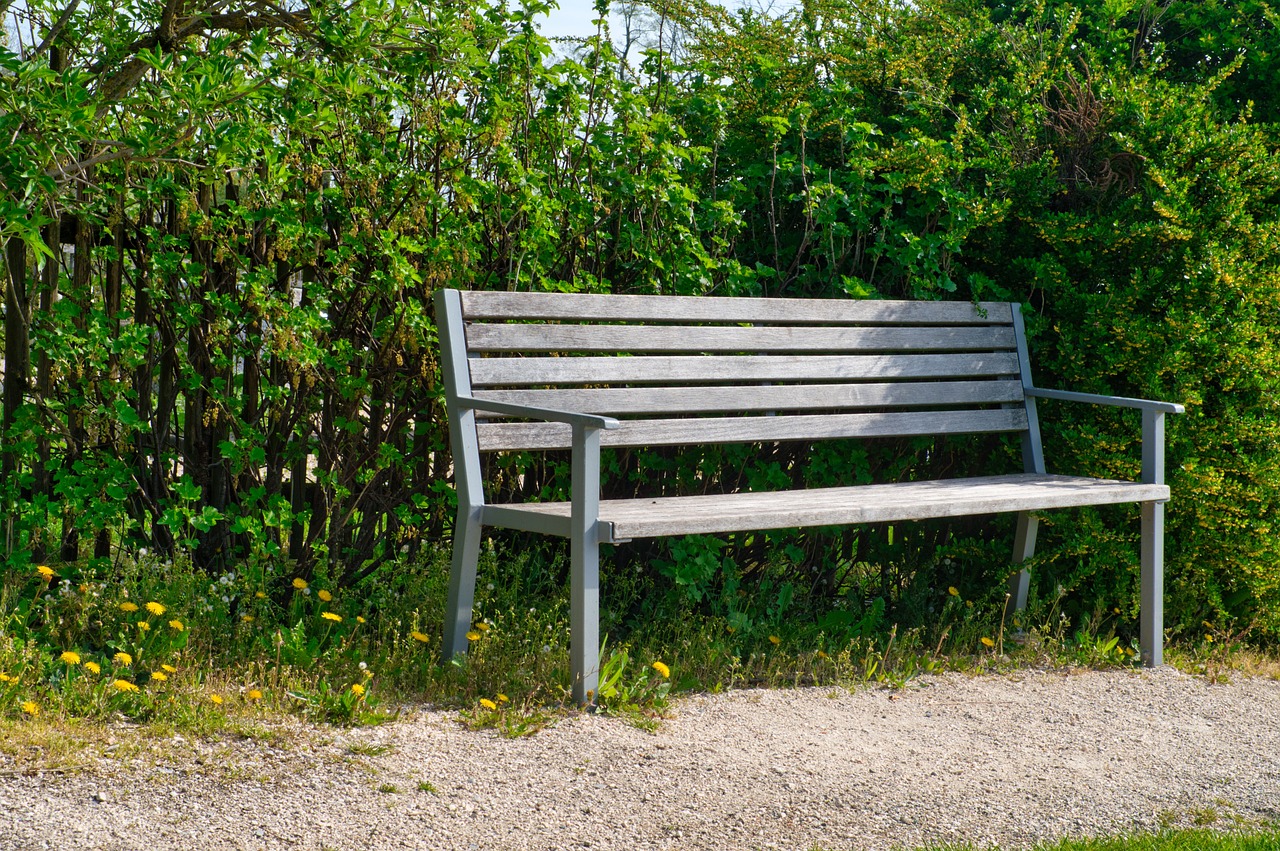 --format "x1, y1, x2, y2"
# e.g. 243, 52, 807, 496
434, 289, 1184, 703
